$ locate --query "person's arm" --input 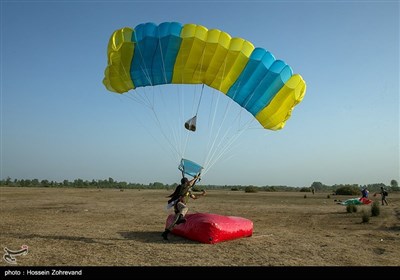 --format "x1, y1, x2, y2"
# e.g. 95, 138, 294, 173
188, 174, 206, 199
190, 189, 206, 199
188, 174, 200, 187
